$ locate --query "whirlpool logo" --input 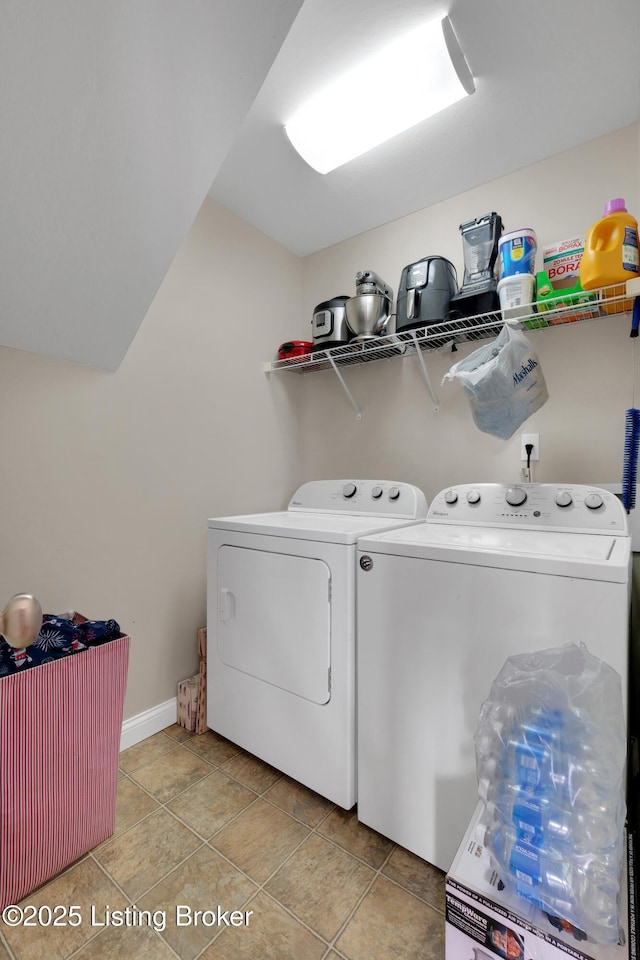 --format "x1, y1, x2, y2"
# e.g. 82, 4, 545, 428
513, 357, 538, 386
